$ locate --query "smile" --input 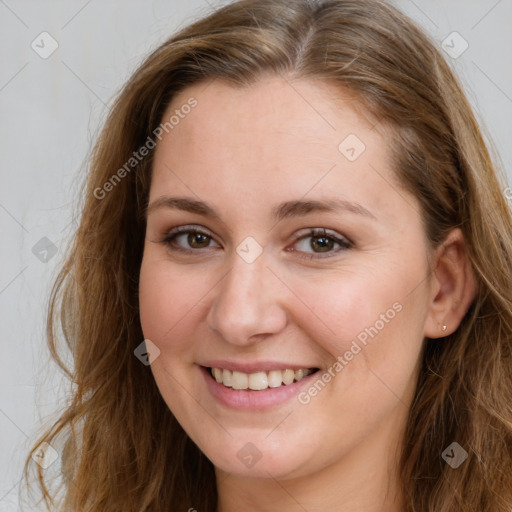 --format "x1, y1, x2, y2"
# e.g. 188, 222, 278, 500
209, 367, 318, 391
